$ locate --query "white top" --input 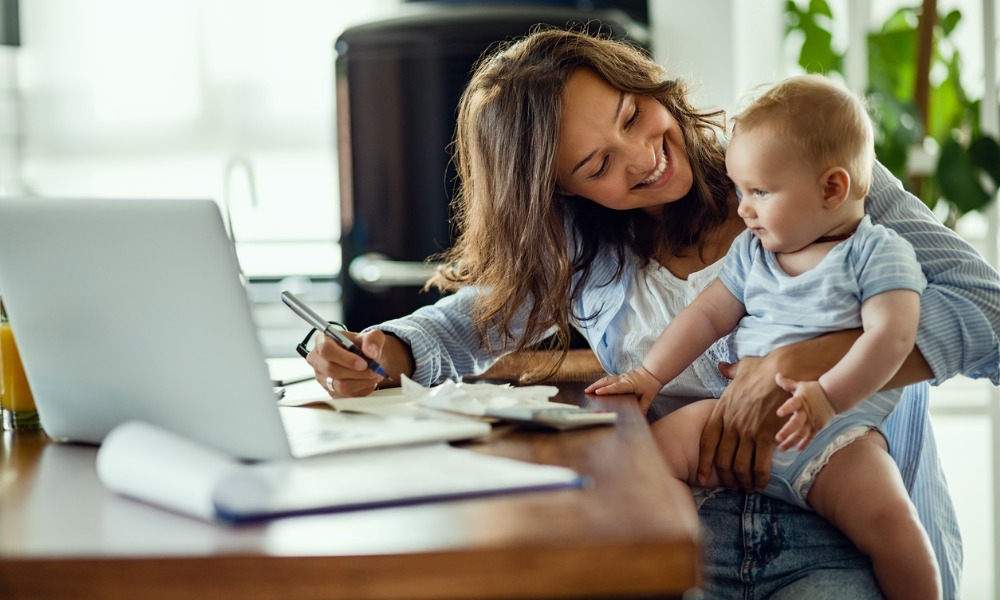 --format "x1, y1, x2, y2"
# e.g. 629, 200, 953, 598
615, 259, 726, 397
